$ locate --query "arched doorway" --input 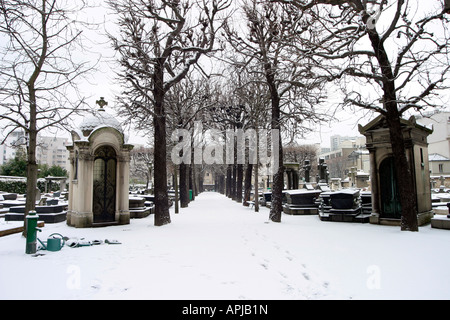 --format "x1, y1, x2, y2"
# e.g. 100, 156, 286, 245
379, 157, 401, 219
93, 146, 117, 223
